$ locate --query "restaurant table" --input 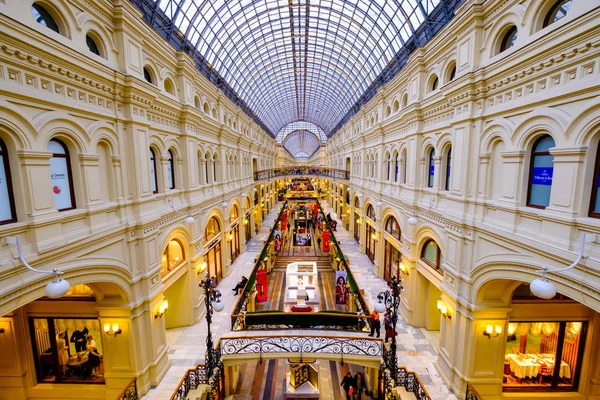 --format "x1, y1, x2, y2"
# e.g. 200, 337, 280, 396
507, 353, 571, 380
67, 351, 89, 379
